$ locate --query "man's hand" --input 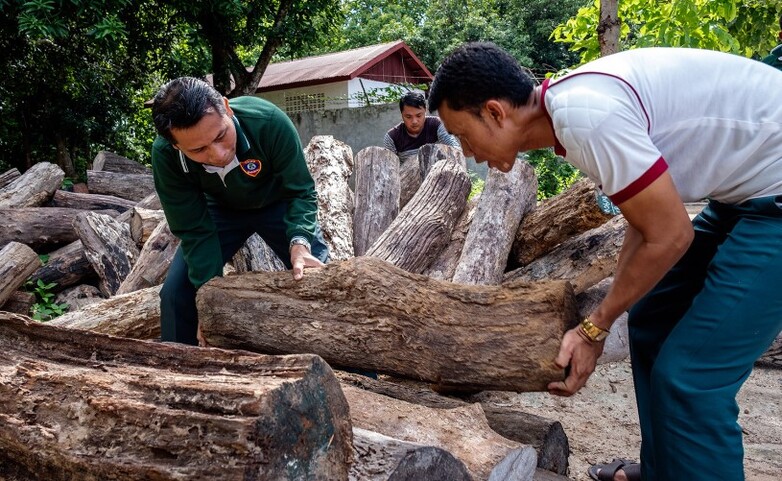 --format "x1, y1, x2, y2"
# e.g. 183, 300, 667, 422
547, 327, 604, 396
290, 244, 324, 280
